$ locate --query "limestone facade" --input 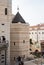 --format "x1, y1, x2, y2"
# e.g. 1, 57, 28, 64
29, 24, 44, 53
10, 23, 30, 65
0, 0, 12, 65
